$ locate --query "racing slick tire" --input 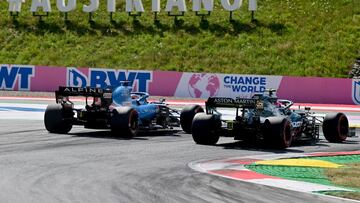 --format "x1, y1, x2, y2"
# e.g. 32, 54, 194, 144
111, 107, 139, 138
180, 105, 204, 134
323, 113, 349, 143
264, 117, 292, 149
44, 104, 73, 134
192, 113, 221, 145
